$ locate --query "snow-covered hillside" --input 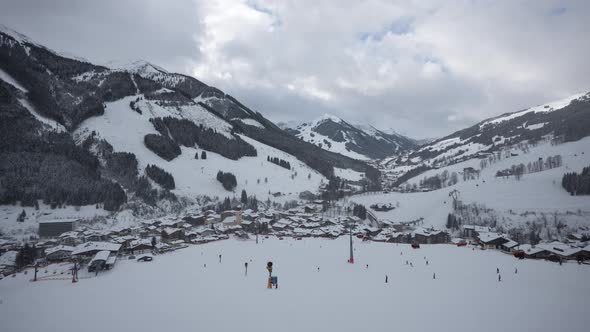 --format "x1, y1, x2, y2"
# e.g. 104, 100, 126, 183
389, 91, 590, 172
289, 114, 416, 160
1, 237, 589, 332
75, 95, 326, 201
353, 137, 590, 237
482, 92, 589, 127
293, 114, 370, 160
